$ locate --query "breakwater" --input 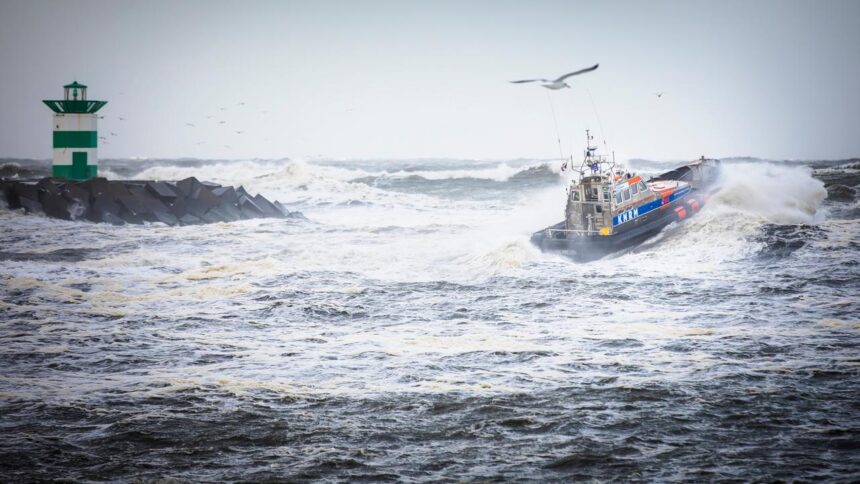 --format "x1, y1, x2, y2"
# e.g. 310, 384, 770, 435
0, 176, 301, 225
